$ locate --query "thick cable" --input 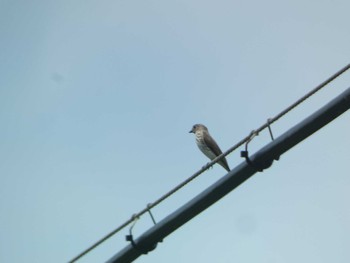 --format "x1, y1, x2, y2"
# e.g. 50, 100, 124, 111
68, 63, 350, 263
